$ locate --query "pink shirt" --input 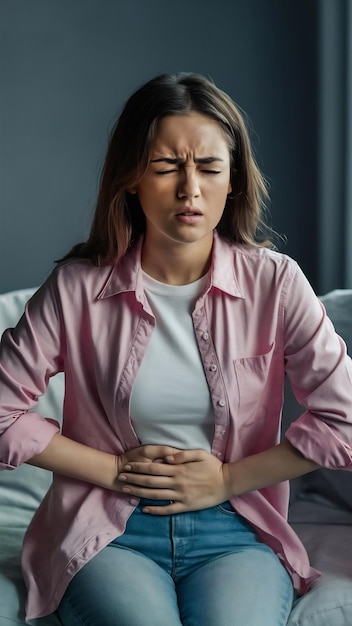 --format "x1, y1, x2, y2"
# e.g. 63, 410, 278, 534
1, 233, 352, 620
